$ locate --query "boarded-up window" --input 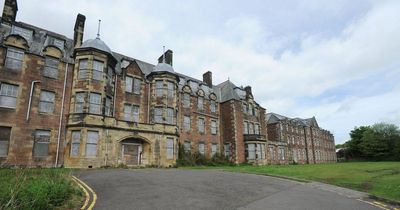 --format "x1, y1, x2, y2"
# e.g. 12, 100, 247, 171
11, 26, 33, 42
93, 60, 104, 81
0, 127, 11, 157
166, 108, 174, 124
133, 78, 141, 94
154, 108, 163, 123
74, 92, 85, 113
269, 146, 275, 160
279, 147, 285, 160
247, 144, 255, 160
224, 143, 230, 158
125, 76, 133, 93
70, 131, 80, 157
124, 104, 139, 122
184, 141, 191, 153
249, 123, 254, 134
211, 120, 217, 134
198, 142, 205, 155
43, 57, 59, 79
86, 131, 98, 157
183, 116, 191, 131
256, 144, 261, 160
78, 59, 89, 79
166, 138, 174, 159
39, 90, 55, 113
210, 100, 216, 113
198, 118, 204, 133
243, 122, 248, 134
0, 83, 18, 108
255, 124, 260, 135
33, 130, 50, 157
5, 47, 24, 71
89, 93, 101, 114
155, 81, 163, 97
105, 96, 112, 116
197, 97, 203, 111
211, 144, 218, 156
183, 93, 190, 108
167, 81, 174, 98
